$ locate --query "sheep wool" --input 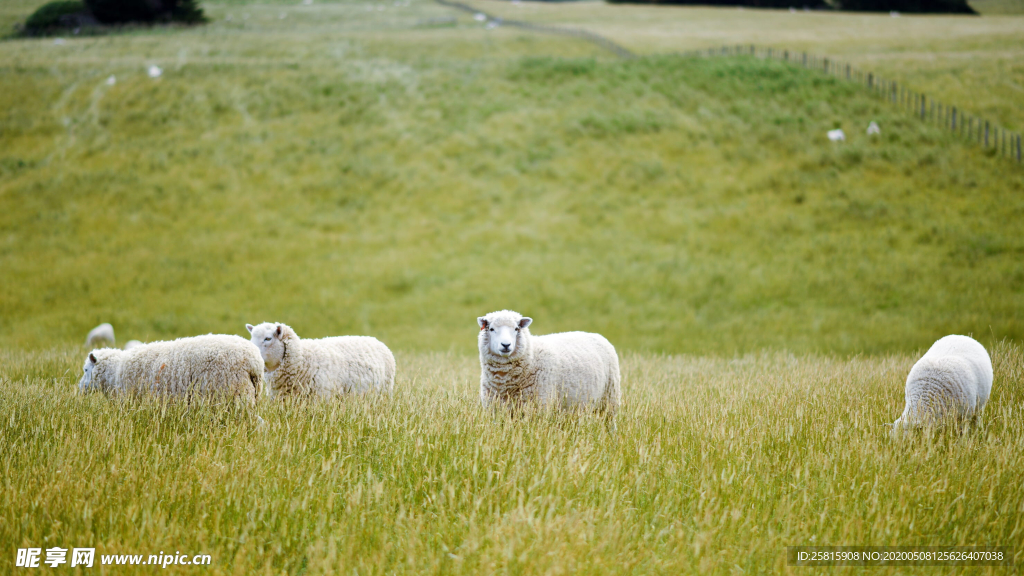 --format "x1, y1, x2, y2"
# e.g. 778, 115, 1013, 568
124, 340, 143, 351
246, 322, 395, 397
78, 334, 264, 402
477, 310, 621, 424
893, 334, 993, 434
85, 323, 115, 348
